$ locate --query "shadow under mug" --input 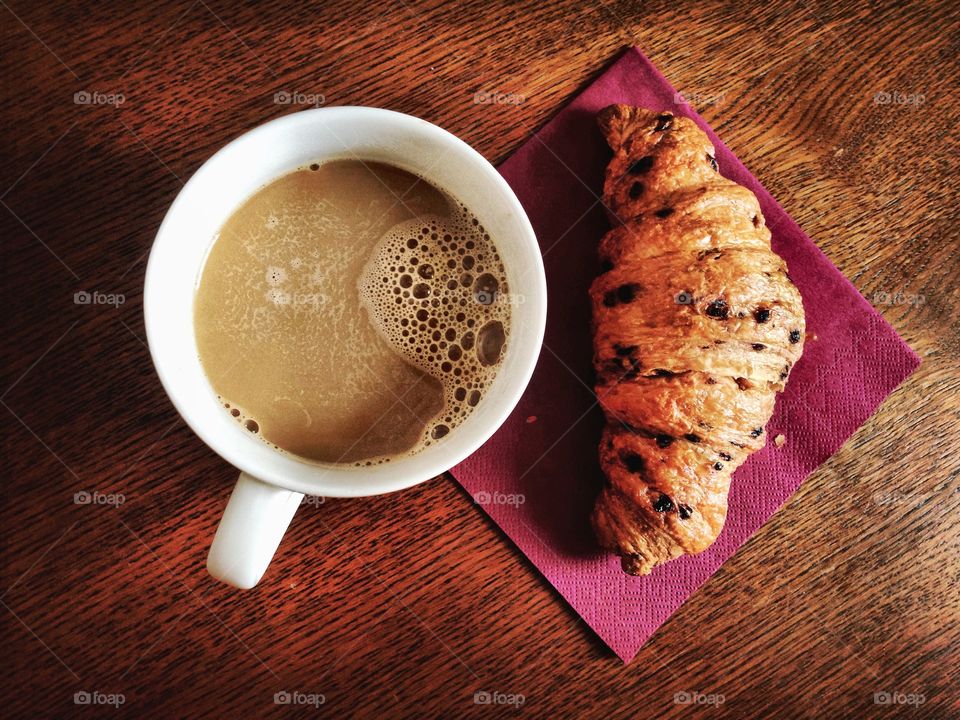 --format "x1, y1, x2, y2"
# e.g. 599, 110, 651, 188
144, 107, 547, 588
